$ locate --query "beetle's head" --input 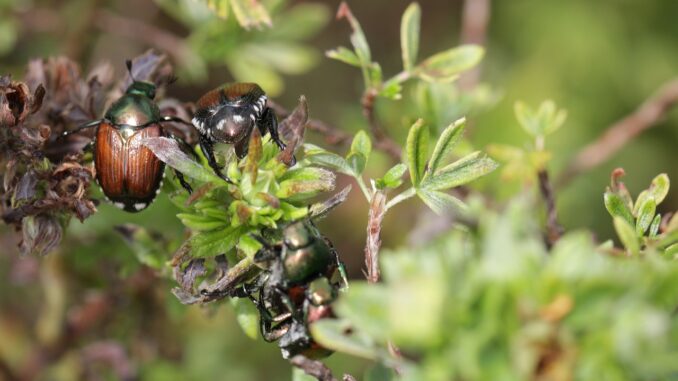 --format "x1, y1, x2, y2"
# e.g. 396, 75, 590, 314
124, 59, 157, 99
126, 81, 157, 100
